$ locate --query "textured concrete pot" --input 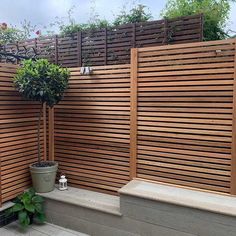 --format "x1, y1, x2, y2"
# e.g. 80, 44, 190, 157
30, 162, 58, 193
